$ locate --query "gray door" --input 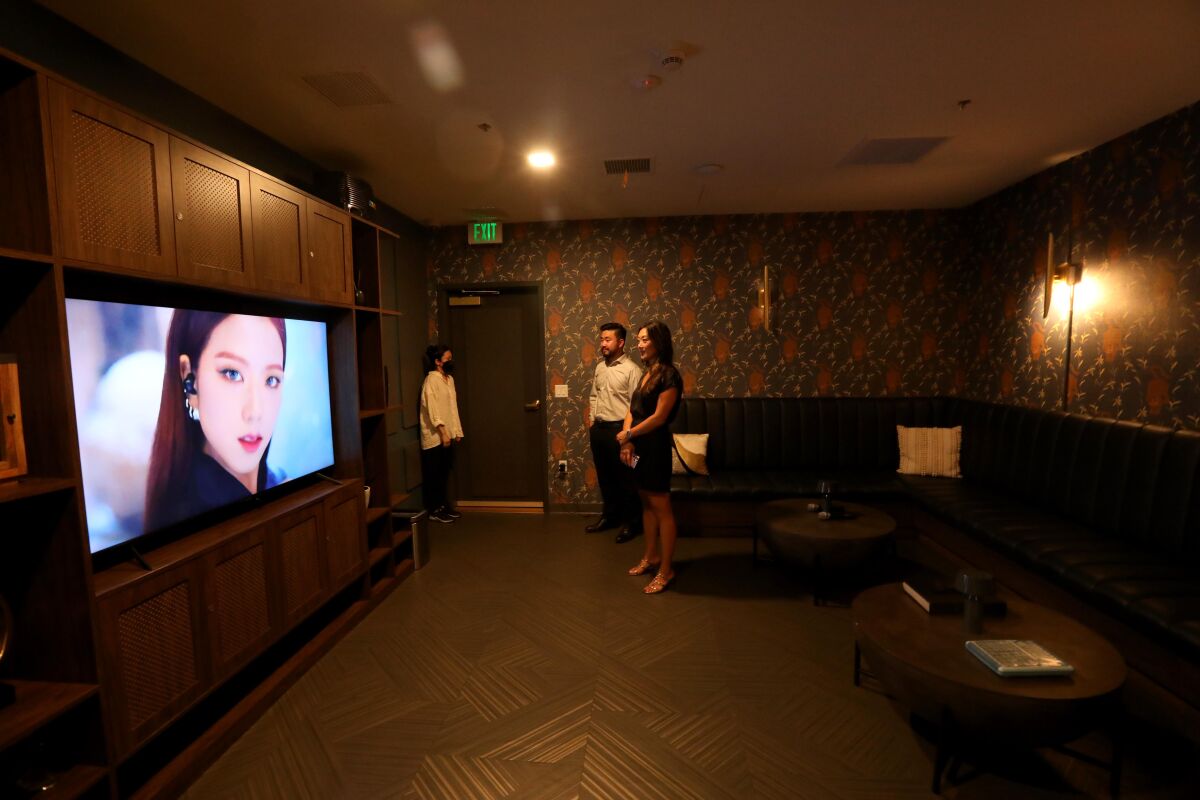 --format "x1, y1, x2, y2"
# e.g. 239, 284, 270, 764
444, 286, 546, 504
